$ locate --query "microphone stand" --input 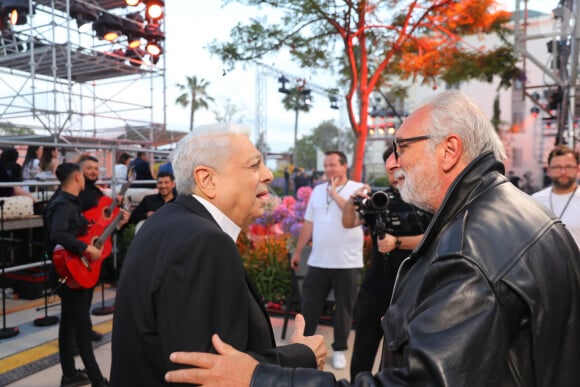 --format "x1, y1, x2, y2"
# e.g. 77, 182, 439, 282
33, 252, 59, 326
0, 199, 19, 339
